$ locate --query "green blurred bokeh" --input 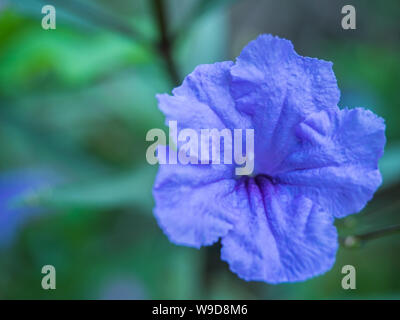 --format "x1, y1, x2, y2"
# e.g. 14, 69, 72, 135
0, 0, 400, 299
